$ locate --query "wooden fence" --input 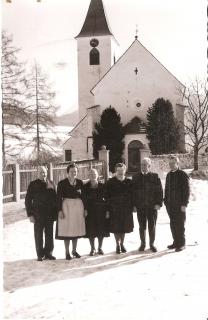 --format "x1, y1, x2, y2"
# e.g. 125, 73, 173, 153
2, 159, 105, 203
